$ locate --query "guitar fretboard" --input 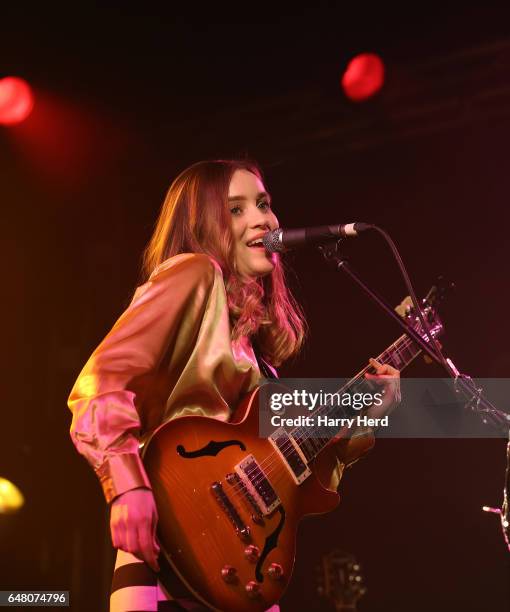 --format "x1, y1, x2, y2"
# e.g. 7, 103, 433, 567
290, 331, 422, 463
